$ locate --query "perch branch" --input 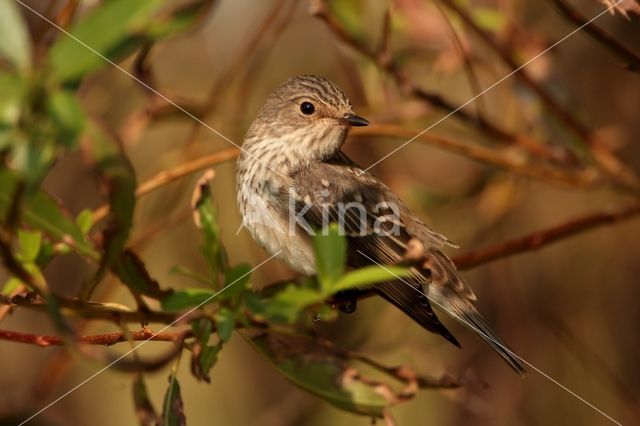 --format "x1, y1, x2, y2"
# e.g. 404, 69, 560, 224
453, 201, 640, 270
350, 125, 599, 187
